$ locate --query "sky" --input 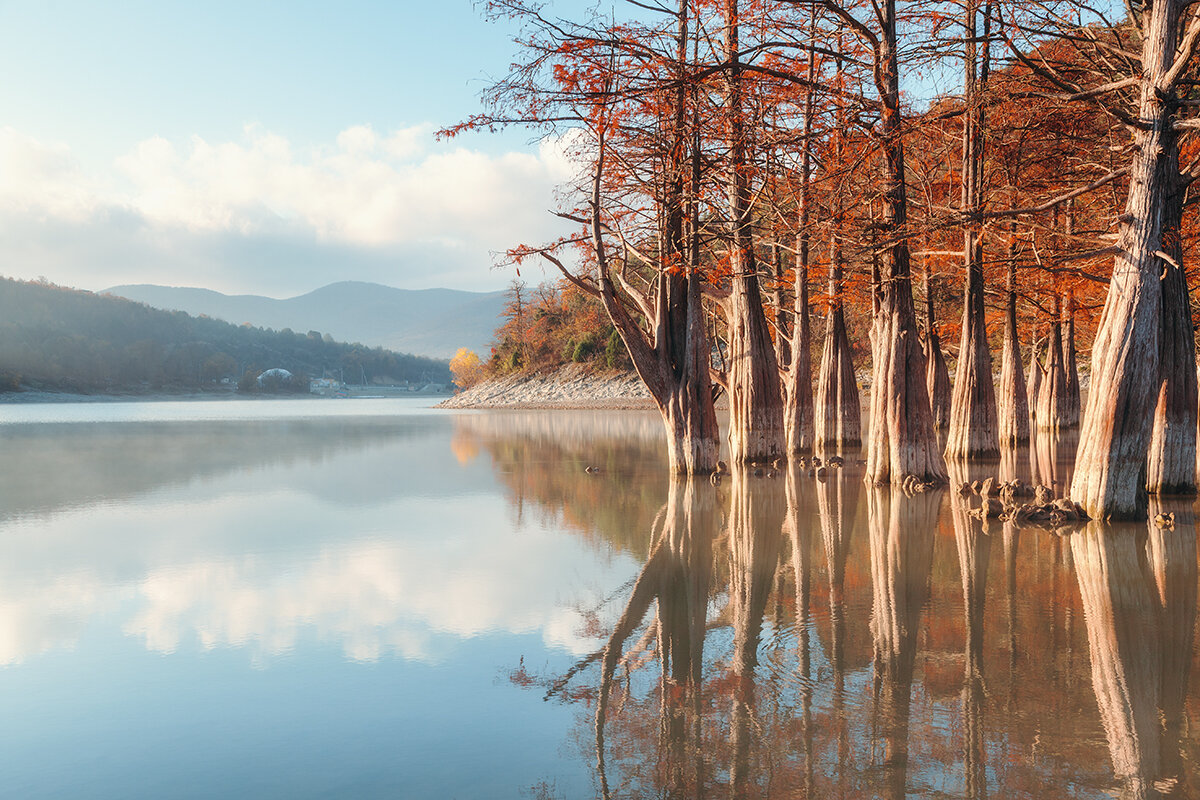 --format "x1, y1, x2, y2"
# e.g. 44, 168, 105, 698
0, 0, 578, 297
